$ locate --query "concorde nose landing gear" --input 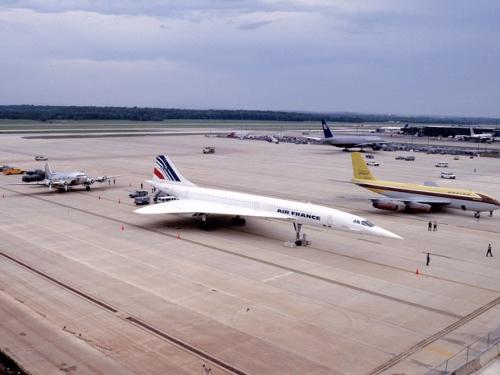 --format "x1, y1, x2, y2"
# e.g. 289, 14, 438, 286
288, 222, 309, 247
